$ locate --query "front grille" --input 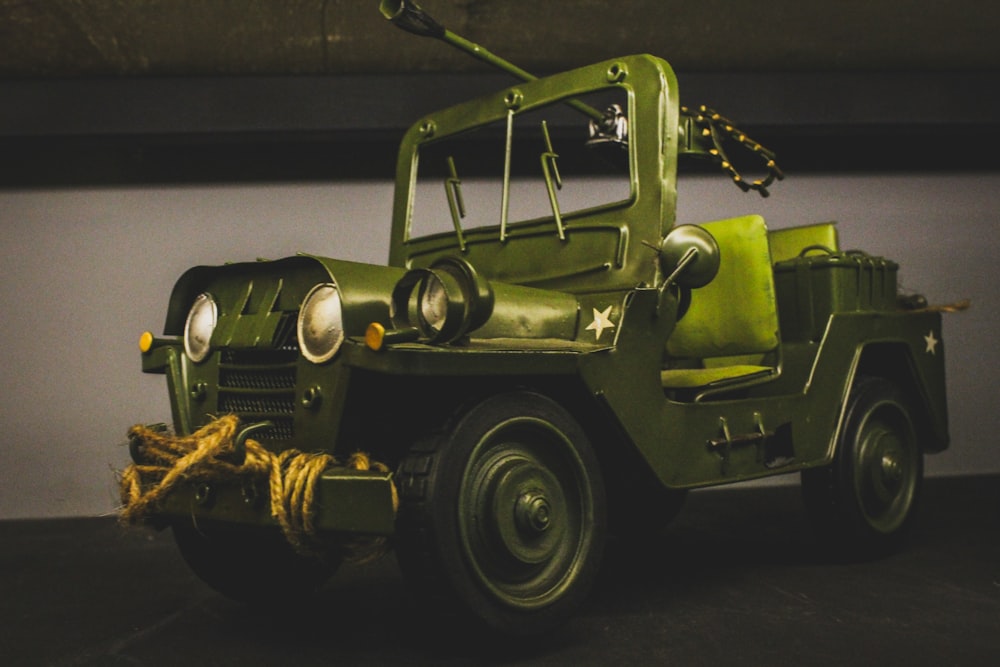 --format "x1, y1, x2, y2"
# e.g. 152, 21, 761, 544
218, 347, 298, 440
